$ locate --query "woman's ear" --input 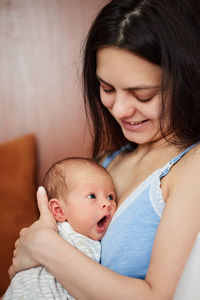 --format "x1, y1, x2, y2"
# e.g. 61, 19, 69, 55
48, 198, 67, 222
